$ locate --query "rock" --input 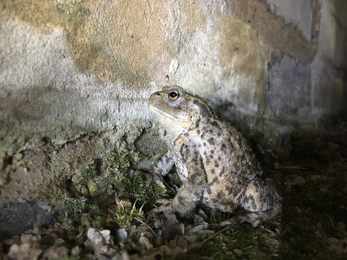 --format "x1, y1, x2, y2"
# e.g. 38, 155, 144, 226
158, 245, 182, 256
201, 222, 209, 229
30, 226, 41, 235
327, 237, 342, 245
198, 209, 210, 222
20, 234, 41, 248
138, 236, 153, 251
86, 228, 112, 246
197, 230, 215, 237
42, 246, 69, 259
13, 153, 23, 162
153, 219, 162, 229
8, 243, 42, 260
286, 184, 292, 192
127, 225, 137, 238
85, 228, 118, 258
153, 230, 165, 248
293, 176, 306, 187
336, 222, 345, 232
40, 233, 59, 247
80, 185, 89, 197
319, 187, 329, 193
327, 142, 340, 150
5, 165, 11, 175
233, 249, 243, 256
310, 175, 327, 181
87, 181, 98, 197
143, 230, 156, 243
0, 200, 65, 241
131, 245, 182, 260
185, 224, 193, 233
117, 251, 131, 260
116, 228, 128, 242
183, 234, 198, 244
194, 214, 205, 225
333, 227, 346, 239
186, 225, 204, 235
176, 236, 188, 249
0, 166, 11, 185
116, 199, 132, 210
71, 246, 80, 256
168, 235, 187, 250
163, 214, 182, 241
329, 244, 344, 254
